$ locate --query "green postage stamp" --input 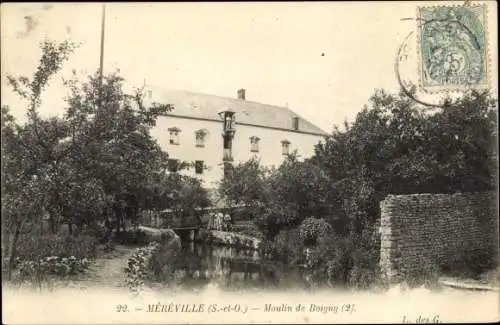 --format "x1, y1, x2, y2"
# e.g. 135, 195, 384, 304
418, 5, 489, 92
